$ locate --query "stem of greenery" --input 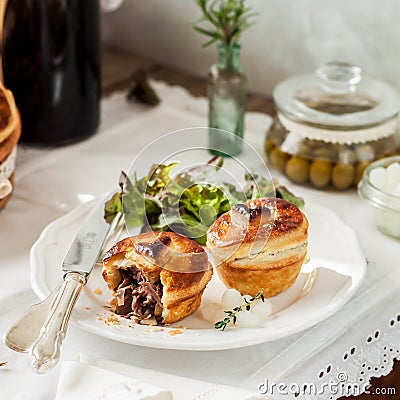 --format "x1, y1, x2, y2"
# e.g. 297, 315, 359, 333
193, 0, 257, 48
214, 291, 265, 330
